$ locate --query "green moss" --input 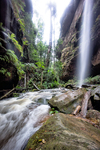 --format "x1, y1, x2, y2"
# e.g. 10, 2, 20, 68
25, 113, 100, 150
